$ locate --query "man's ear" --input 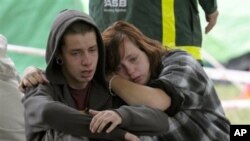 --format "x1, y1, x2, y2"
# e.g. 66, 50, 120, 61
56, 56, 63, 65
